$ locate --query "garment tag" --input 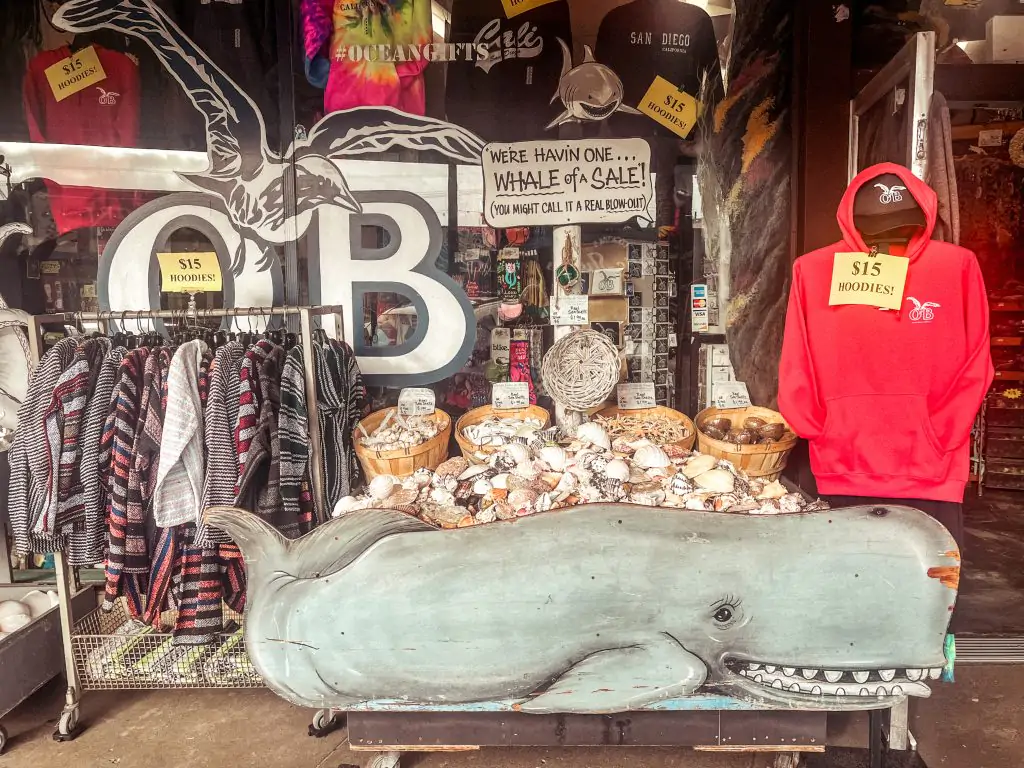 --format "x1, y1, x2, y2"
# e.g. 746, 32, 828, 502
617, 383, 656, 410
828, 251, 909, 311
493, 381, 530, 410
491, 327, 511, 365
157, 252, 223, 293
712, 382, 752, 409
978, 129, 1004, 147
500, 0, 559, 18
45, 46, 107, 103
549, 295, 589, 326
637, 76, 700, 139
398, 388, 435, 417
